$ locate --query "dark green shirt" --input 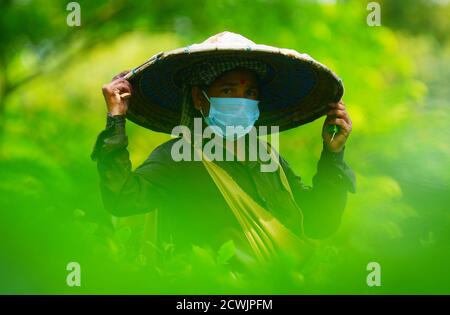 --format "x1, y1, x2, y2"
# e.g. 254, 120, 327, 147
91, 114, 356, 254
